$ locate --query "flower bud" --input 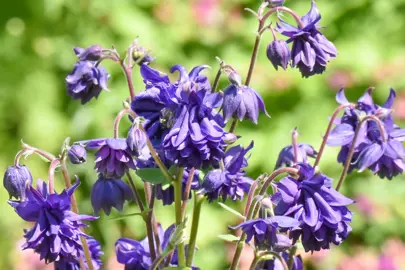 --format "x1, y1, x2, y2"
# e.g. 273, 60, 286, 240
266, 40, 291, 70
73, 45, 103, 61
3, 165, 33, 200
132, 46, 155, 66
266, 0, 285, 7
223, 132, 239, 144
68, 145, 87, 164
227, 70, 242, 86
127, 121, 147, 157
